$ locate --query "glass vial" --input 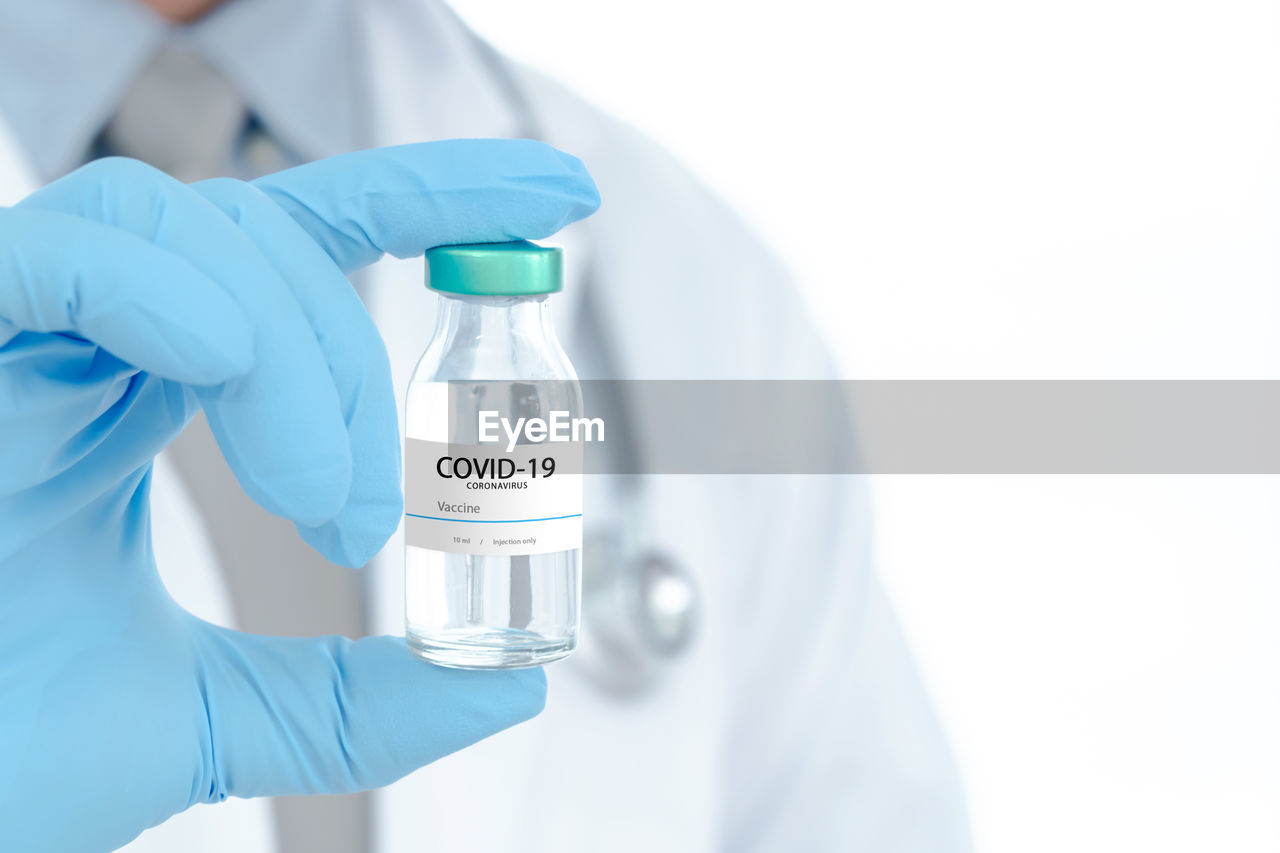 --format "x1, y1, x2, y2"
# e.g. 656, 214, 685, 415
405, 242, 582, 668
